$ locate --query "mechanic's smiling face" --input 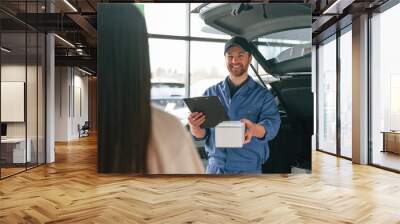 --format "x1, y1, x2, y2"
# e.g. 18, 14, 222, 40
225, 46, 252, 77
